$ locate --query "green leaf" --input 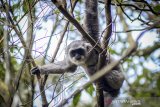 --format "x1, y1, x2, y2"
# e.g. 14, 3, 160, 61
12, 1, 21, 12
125, 58, 132, 63
22, 0, 34, 13
10, 47, 14, 53
156, 76, 160, 90
72, 93, 81, 106
13, 16, 18, 21
153, 5, 160, 13
85, 84, 95, 96
76, 16, 81, 22
70, 24, 74, 31
54, 9, 60, 14
22, 1, 28, 13
109, 48, 117, 54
